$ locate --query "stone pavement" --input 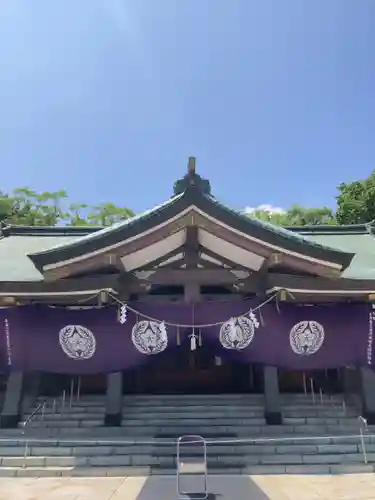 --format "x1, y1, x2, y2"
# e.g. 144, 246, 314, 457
0, 474, 375, 500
